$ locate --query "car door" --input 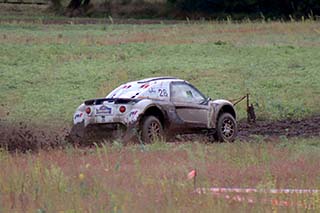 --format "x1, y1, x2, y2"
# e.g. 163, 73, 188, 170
170, 81, 209, 128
